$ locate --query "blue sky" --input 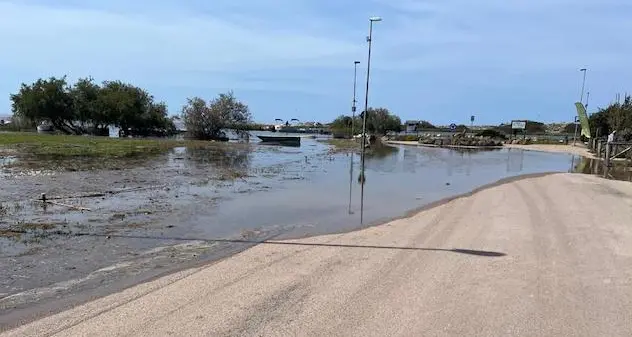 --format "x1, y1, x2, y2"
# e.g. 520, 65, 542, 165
1, 0, 631, 125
